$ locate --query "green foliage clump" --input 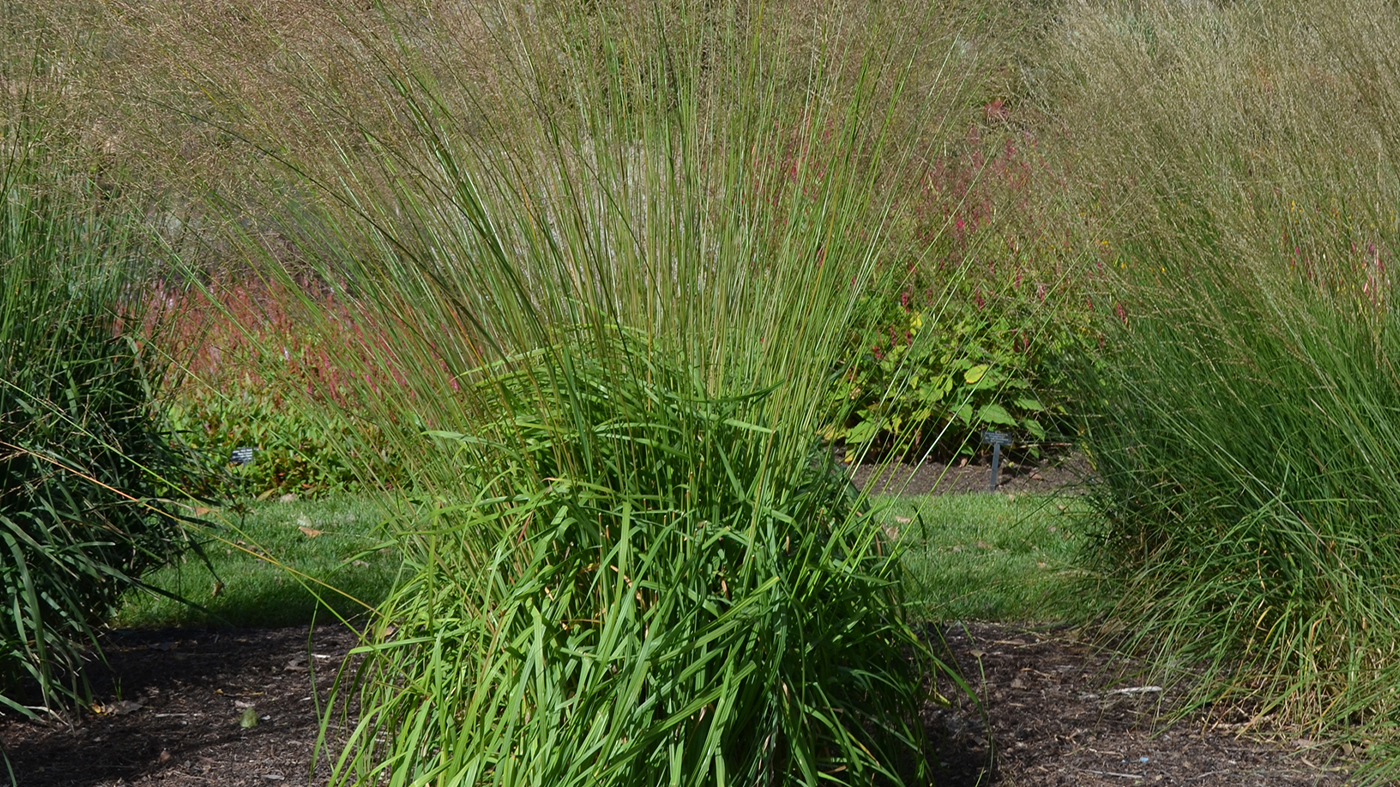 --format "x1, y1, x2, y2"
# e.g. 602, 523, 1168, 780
830, 121, 1096, 459
167, 387, 394, 498
0, 162, 186, 717
832, 297, 1053, 456
337, 339, 936, 786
